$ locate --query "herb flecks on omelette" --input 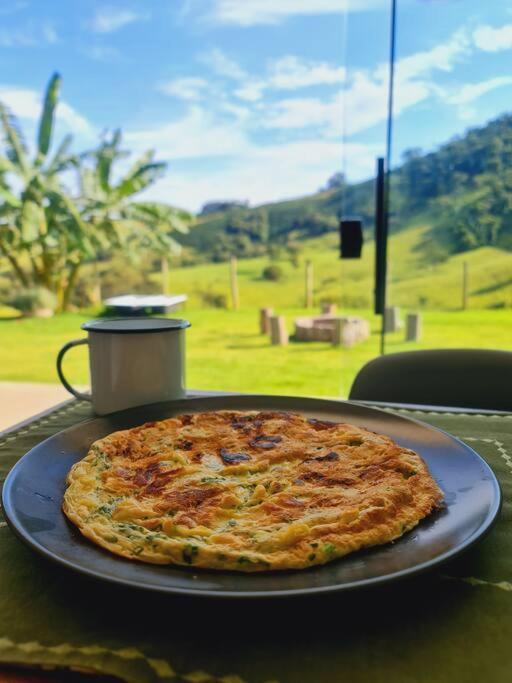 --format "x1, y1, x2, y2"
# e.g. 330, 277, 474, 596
62, 411, 443, 571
